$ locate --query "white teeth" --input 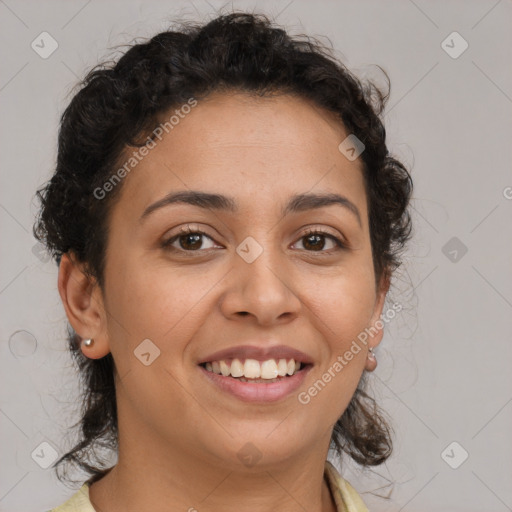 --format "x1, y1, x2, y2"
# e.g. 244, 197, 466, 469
203, 357, 304, 379
277, 359, 288, 376
243, 359, 261, 378
230, 358, 244, 378
261, 360, 278, 379
220, 360, 230, 376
